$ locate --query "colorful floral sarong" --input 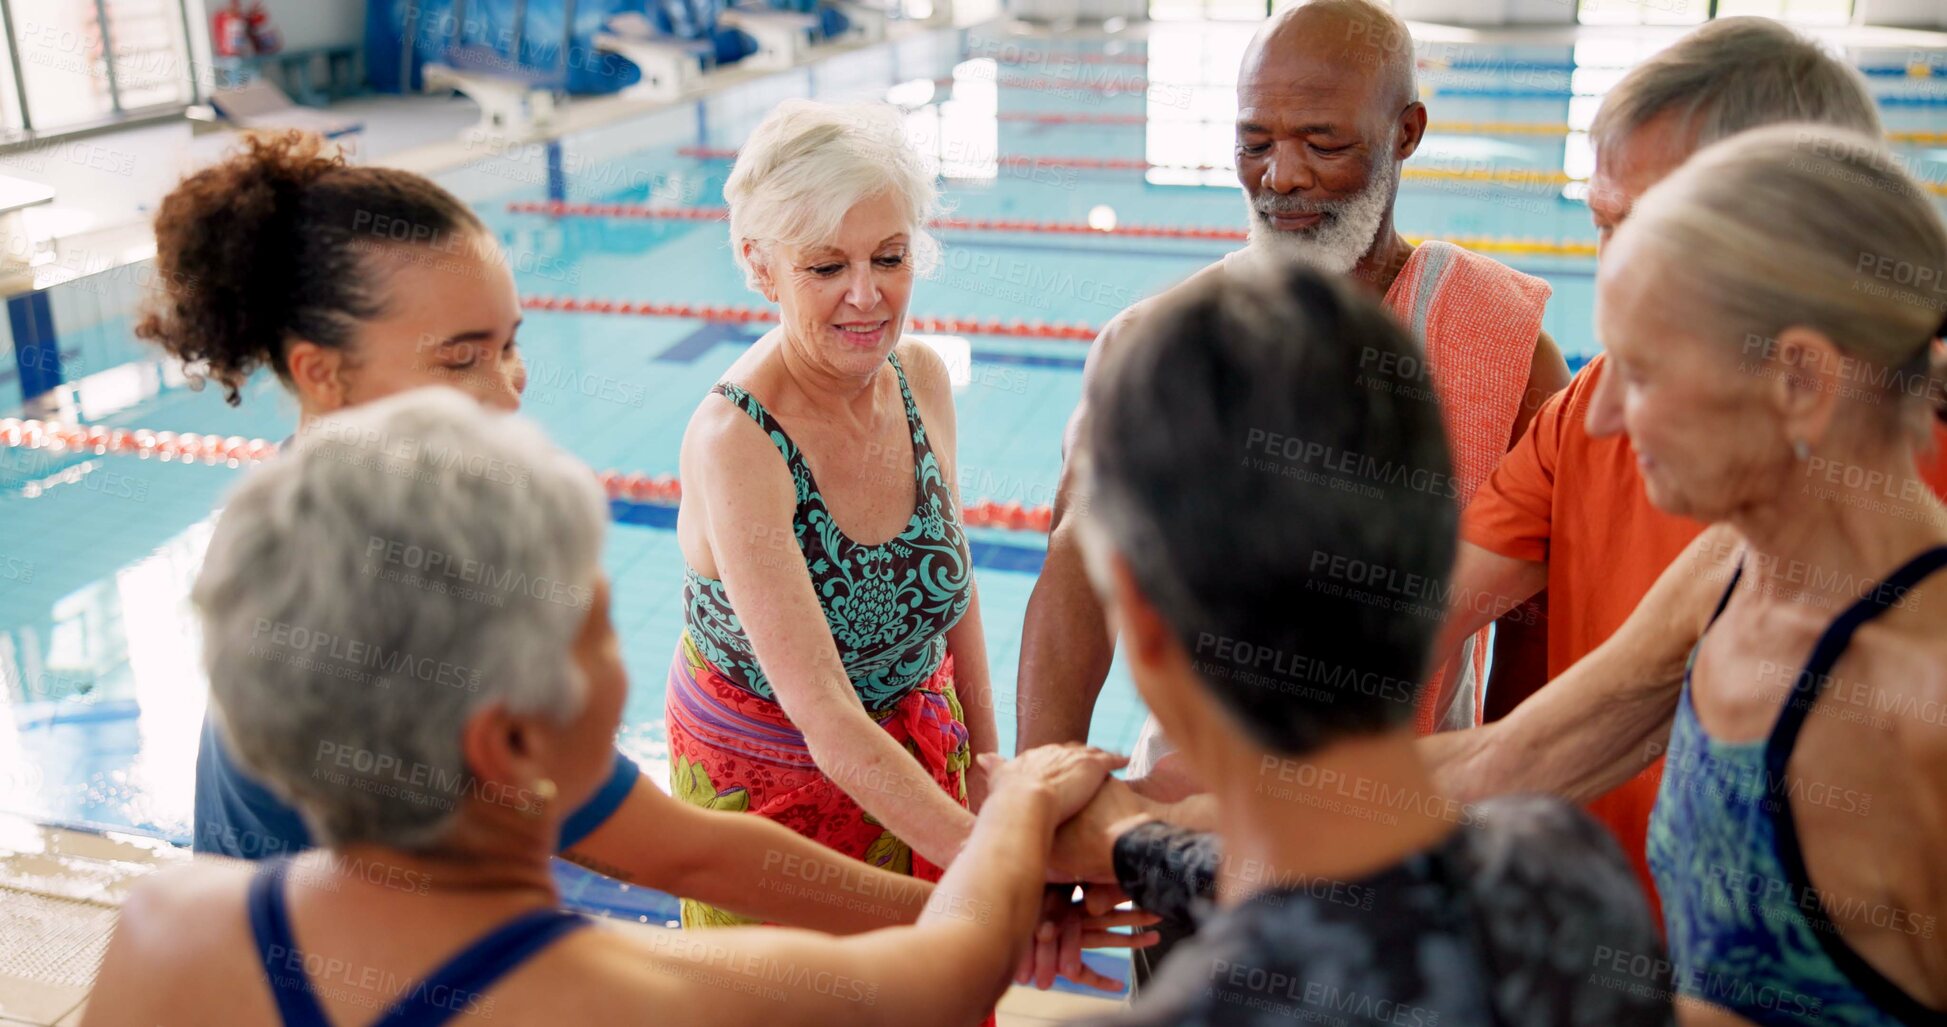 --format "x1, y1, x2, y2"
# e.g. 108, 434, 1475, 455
665, 630, 973, 928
